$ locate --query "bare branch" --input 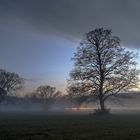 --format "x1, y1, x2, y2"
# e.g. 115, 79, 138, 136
68, 28, 140, 111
